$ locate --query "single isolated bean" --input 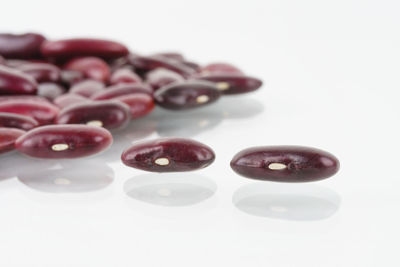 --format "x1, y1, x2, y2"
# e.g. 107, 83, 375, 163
200, 63, 244, 75
15, 125, 112, 159
38, 83, 65, 100
0, 65, 37, 95
41, 38, 129, 61
64, 57, 110, 83
129, 55, 195, 77
0, 127, 26, 154
121, 138, 215, 172
91, 83, 152, 100
17, 63, 61, 83
53, 93, 89, 109
230, 146, 340, 182
114, 93, 154, 119
0, 33, 46, 59
110, 68, 142, 85
69, 80, 105, 98
0, 112, 39, 130
60, 70, 85, 86
197, 74, 262, 95
154, 81, 221, 110
145, 68, 184, 91
55, 100, 131, 129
